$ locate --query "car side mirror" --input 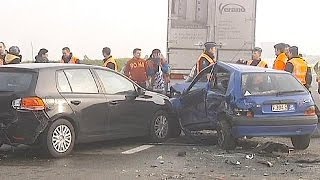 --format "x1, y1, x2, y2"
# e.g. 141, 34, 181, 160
125, 90, 139, 101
